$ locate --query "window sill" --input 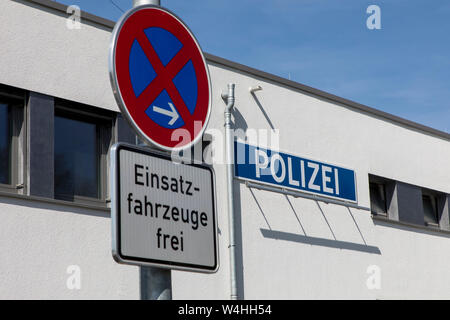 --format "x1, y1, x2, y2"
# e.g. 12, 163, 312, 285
0, 183, 24, 194
371, 211, 387, 218
0, 190, 110, 213
372, 214, 450, 235
55, 194, 108, 208
425, 222, 440, 228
